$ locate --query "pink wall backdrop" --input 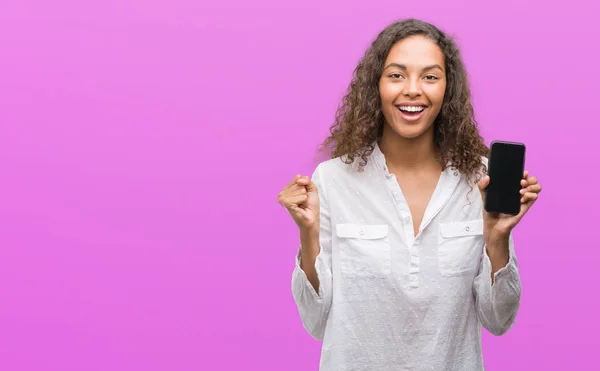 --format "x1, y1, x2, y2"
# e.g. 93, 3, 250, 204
1, 0, 599, 370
